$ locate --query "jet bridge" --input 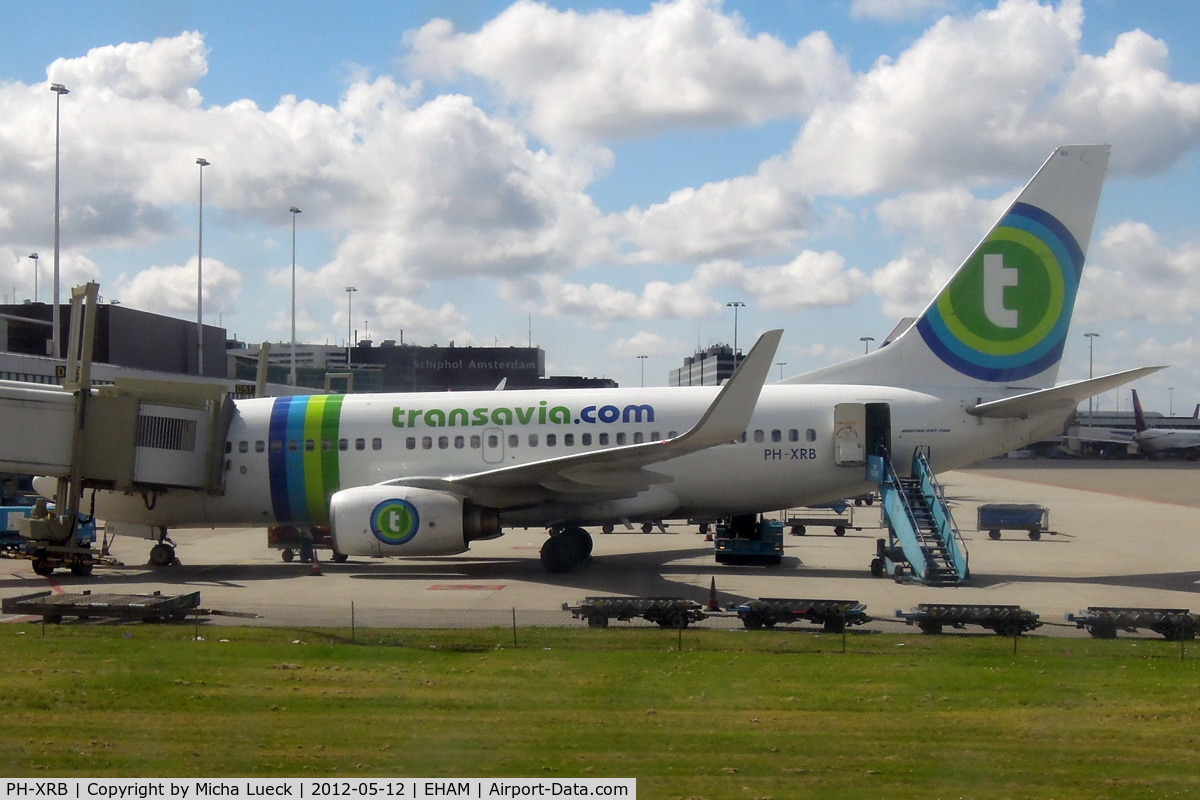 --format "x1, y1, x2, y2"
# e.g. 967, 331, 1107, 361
0, 283, 231, 554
